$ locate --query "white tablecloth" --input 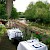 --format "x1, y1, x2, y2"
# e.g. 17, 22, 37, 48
7, 28, 23, 40
17, 40, 48, 50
